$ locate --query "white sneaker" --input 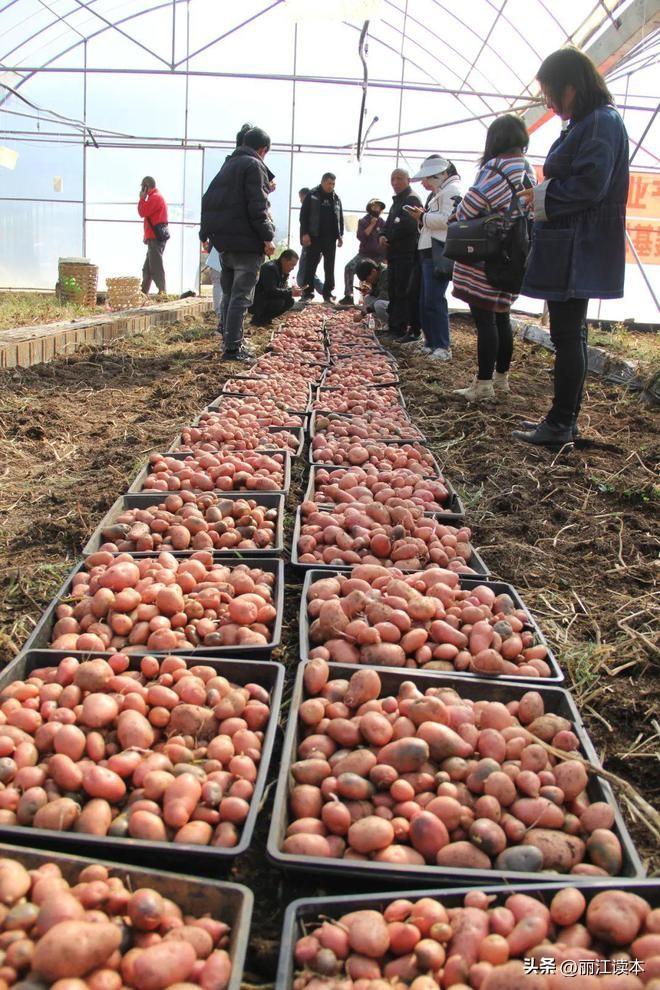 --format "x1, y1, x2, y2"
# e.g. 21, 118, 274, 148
431, 348, 452, 361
